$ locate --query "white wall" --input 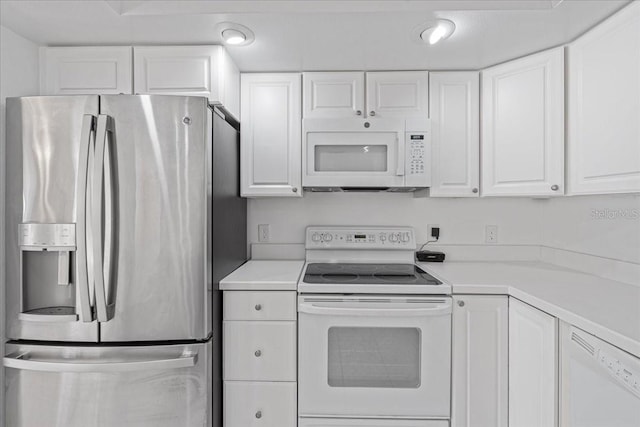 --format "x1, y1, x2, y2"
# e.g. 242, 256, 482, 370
248, 193, 546, 245
248, 192, 640, 264
0, 25, 40, 426
541, 193, 640, 264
